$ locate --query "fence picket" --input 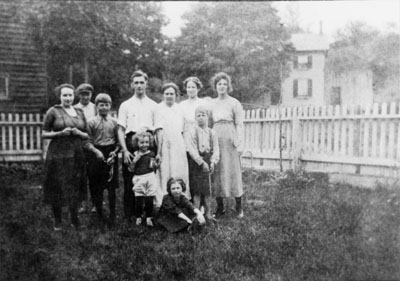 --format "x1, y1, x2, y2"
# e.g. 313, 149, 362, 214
379, 103, 387, 158
8, 113, 13, 151
363, 104, 371, 157
1, 113, 5, 151
313, 106, 319, 154
340, 105, 347, 156
36, 113, 41, 150
320, 106, 326, 154
371, 103, 379, 157
15, 114, 20, 151
29, 113, 34, 150
348, 105, 354, 157
22, 113, 27, 150
333, 105, 340, 155
388, 102, 396, 159
327, 106, 333, 155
